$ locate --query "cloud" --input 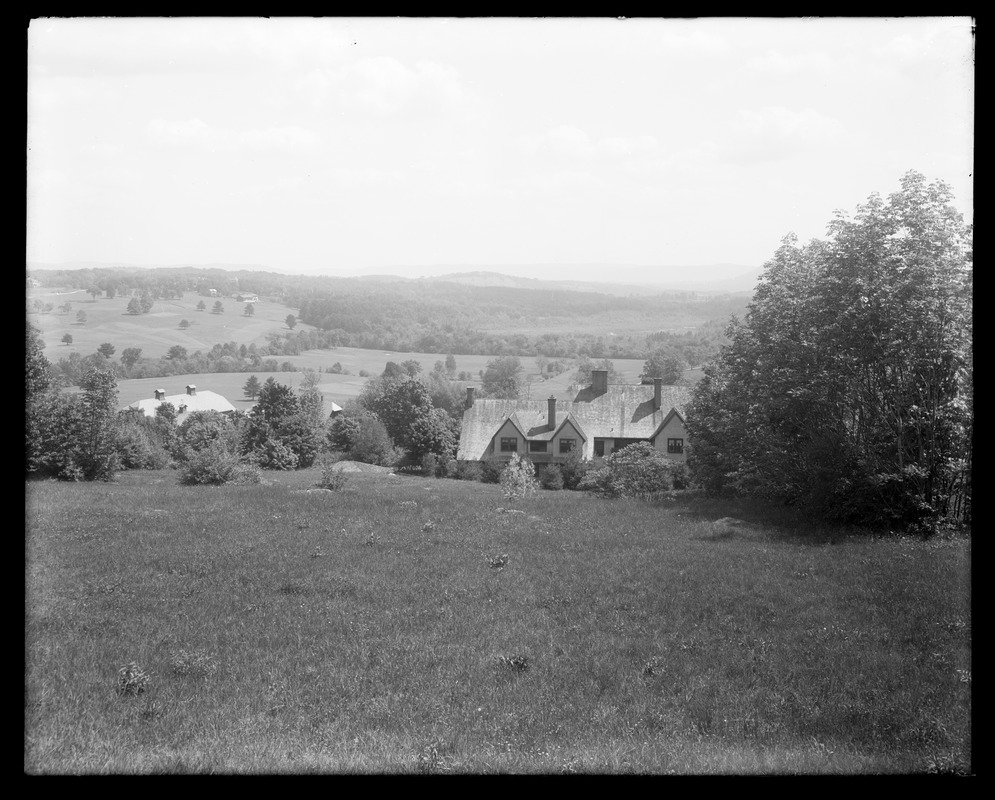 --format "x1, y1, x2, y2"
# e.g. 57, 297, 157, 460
518, 126, 657, 160
147, 119, 320, 152
719, 106, 850, 164
299, 56, 481, 119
